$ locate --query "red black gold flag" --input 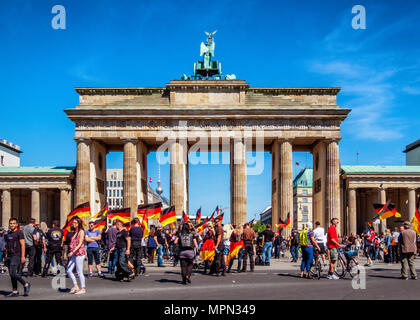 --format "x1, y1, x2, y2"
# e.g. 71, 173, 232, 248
411, 199, 420, 236
107, 208, 131, 224
159, 206, 177, 227
67, 202, 91, 222
91, 204, 109, 220
373, 203, 402, 220
91, 216, 107, 231
182, 211, 190, 224
137, 202, 162, 220
196, 207, 202, 225
226, 240, 245, 264
248, 219, 255, 228
141, 211, 149, 238
276, 213, 291, 229
199, 239, 215, 261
